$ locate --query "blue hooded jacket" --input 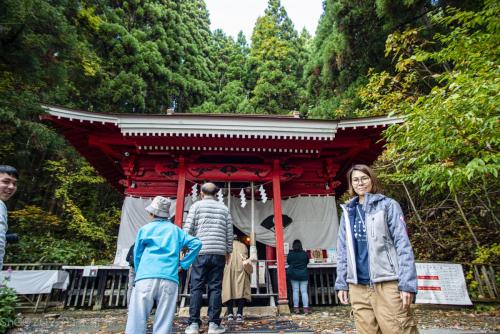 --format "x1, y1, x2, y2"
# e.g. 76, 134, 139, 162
134, 218, 202, 284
